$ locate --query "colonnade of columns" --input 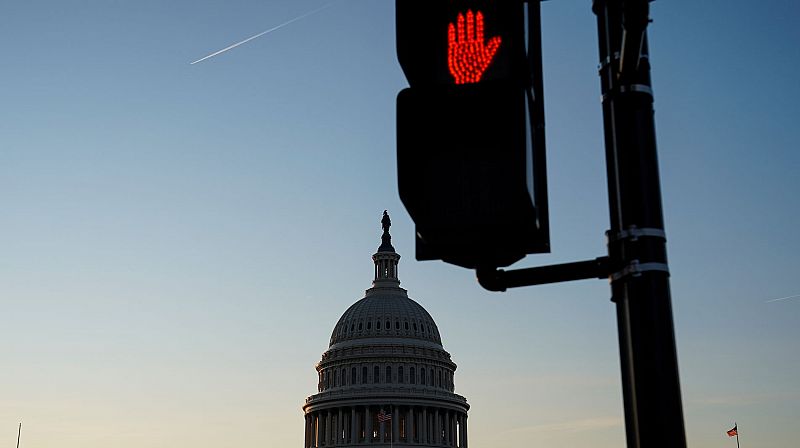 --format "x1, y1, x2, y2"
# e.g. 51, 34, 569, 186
304, 405, 467, 448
